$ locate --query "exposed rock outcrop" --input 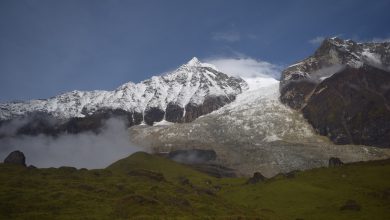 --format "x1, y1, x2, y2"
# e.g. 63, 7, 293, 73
302, 65, 390, 147
4, 150, 26, 167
